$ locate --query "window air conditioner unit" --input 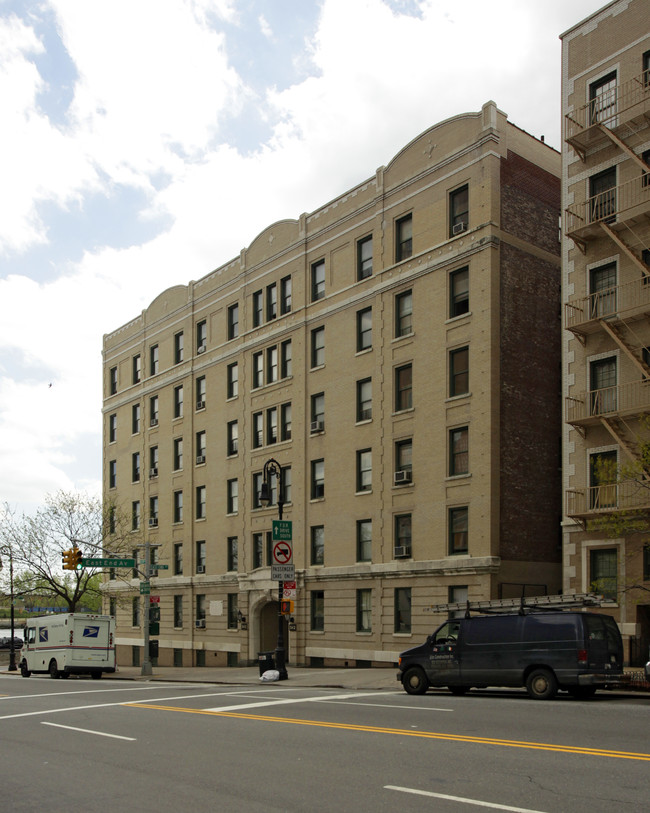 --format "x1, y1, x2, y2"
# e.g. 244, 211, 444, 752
150, 418, 158, 427
197, 345, 206, 354
452, 222, 467, 235
196, 400, 206, 410
310, 419, 324, 433
149, 518, 158, 528
196, 565, 205, 574
394, 546, 411, 558
149, 467, 158, 478
394, 470, 412, 485
195, 619, 206, 629
196, 455, 206, 465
